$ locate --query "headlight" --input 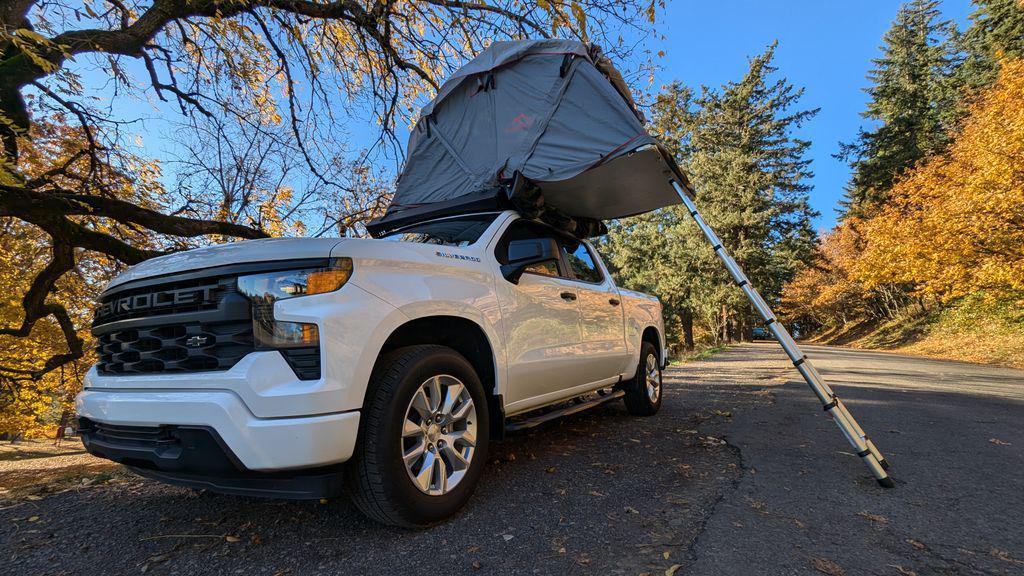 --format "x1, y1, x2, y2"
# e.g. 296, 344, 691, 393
236, 258, 353, 349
